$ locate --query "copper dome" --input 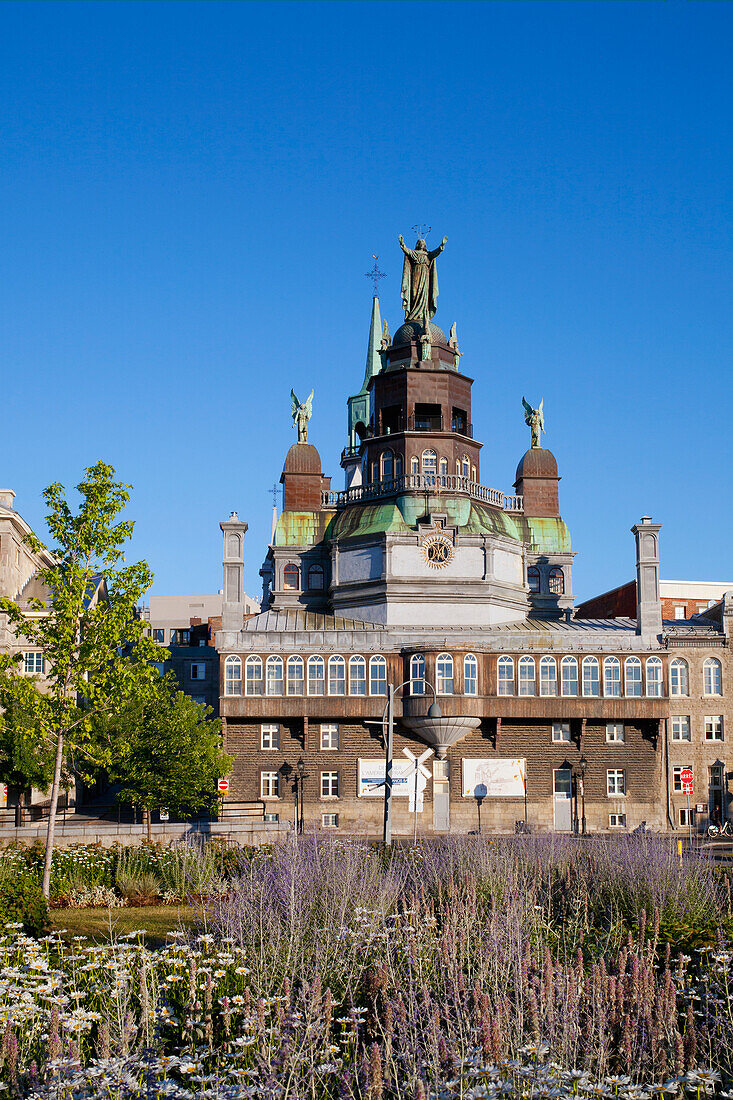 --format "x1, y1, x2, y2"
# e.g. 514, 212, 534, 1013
282, 442, 322, 476
515, 447, 559, 483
